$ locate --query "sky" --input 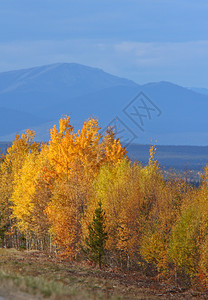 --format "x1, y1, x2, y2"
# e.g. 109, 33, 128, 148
1, 0, 208, 87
